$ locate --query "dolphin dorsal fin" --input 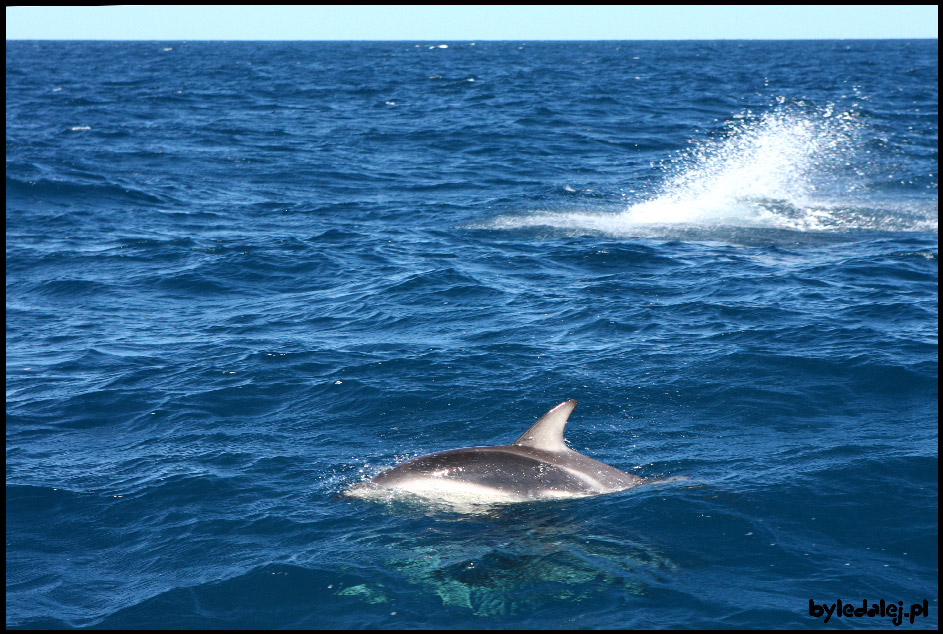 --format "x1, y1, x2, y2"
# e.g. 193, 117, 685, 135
512, 399, 577, 452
